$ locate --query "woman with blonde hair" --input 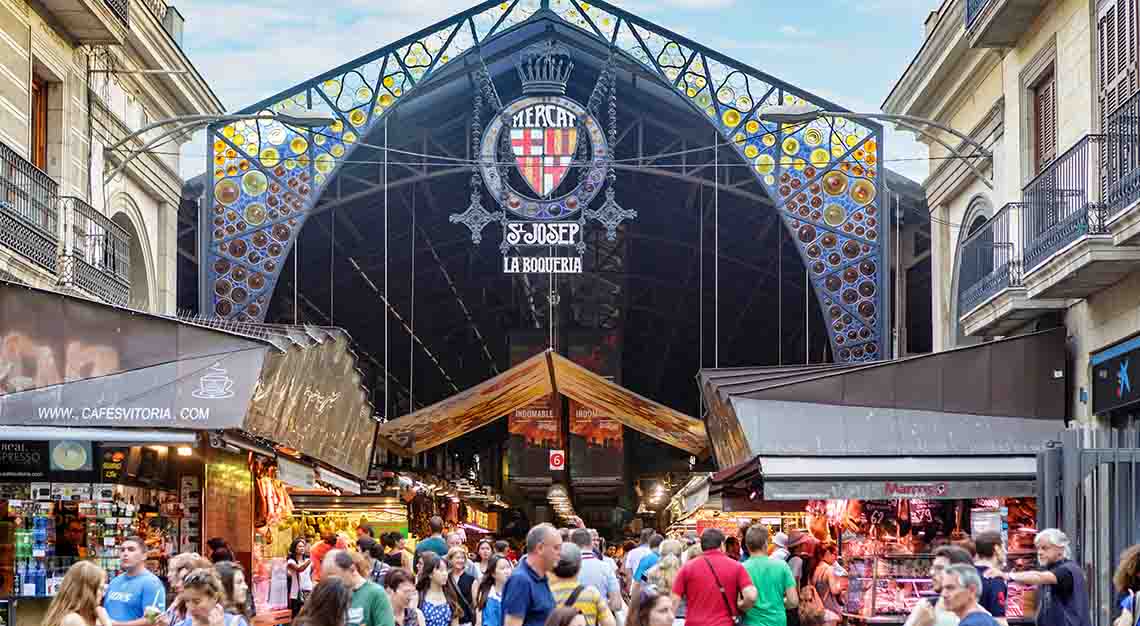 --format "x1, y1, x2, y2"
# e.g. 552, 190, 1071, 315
643, 540, 683, 592
1114, 544, 1140, 626
43, 561, 110, 626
